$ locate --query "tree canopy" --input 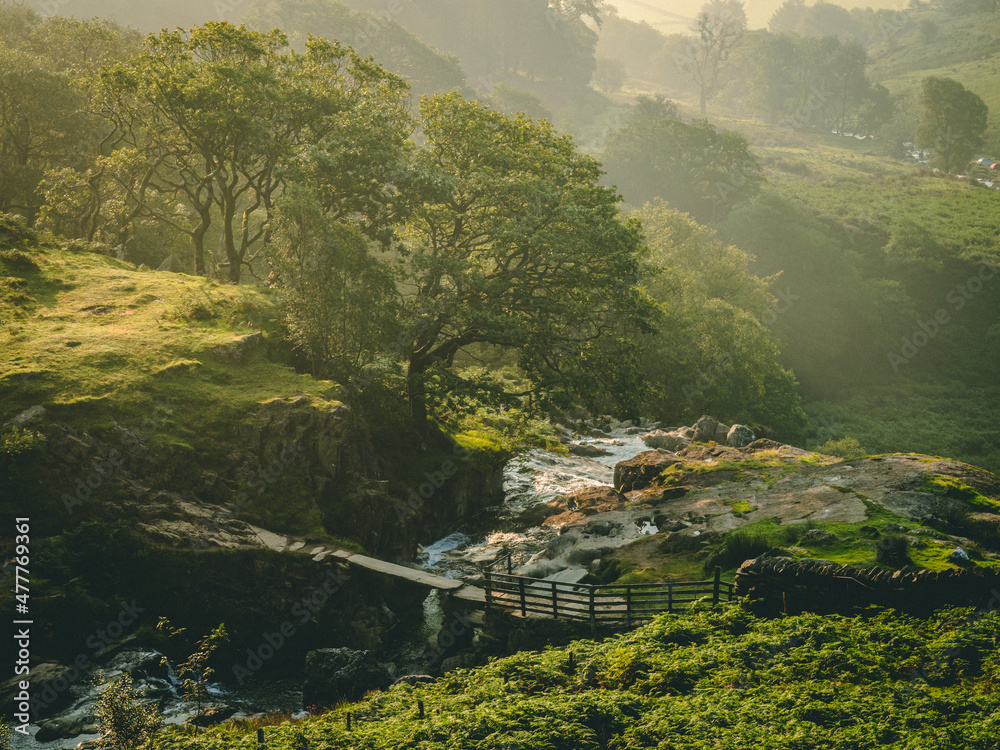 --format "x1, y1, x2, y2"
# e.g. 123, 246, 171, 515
399, 93, 658, 430
916, 76, 988, 173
